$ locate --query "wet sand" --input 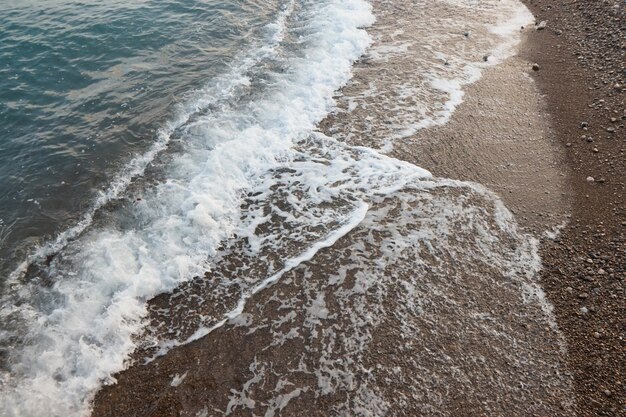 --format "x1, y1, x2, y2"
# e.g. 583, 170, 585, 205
390, 41, 570, 233
89, 1, 582, 416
